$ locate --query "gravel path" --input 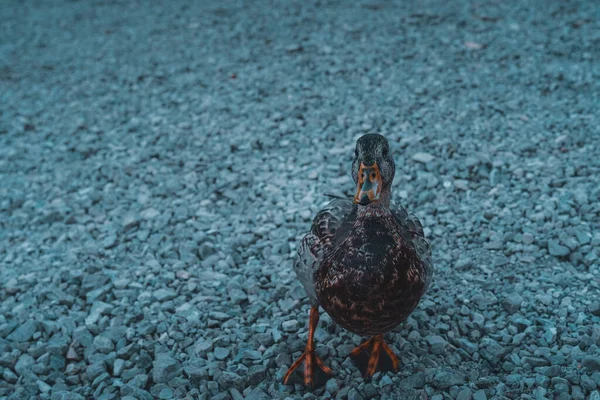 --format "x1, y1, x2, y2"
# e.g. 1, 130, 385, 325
1, 0, 600, 399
